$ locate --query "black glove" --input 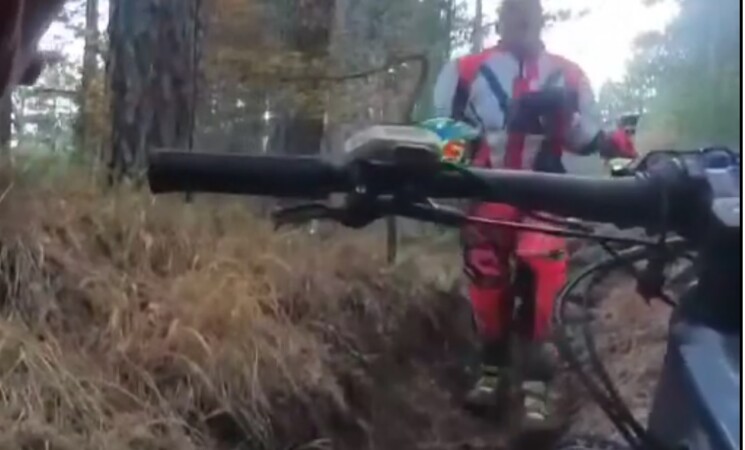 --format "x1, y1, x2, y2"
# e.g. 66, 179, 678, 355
506, 88, 579, 136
